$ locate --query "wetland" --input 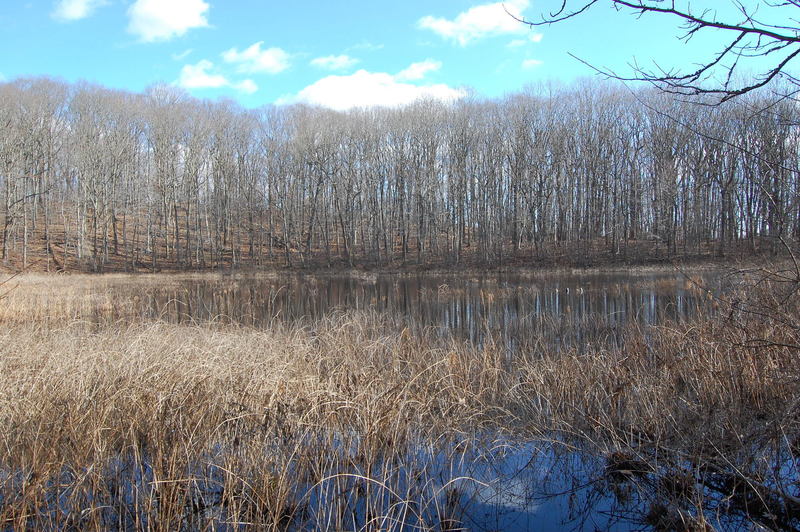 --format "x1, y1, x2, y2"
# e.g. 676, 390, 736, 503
0, 266, 797, 531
